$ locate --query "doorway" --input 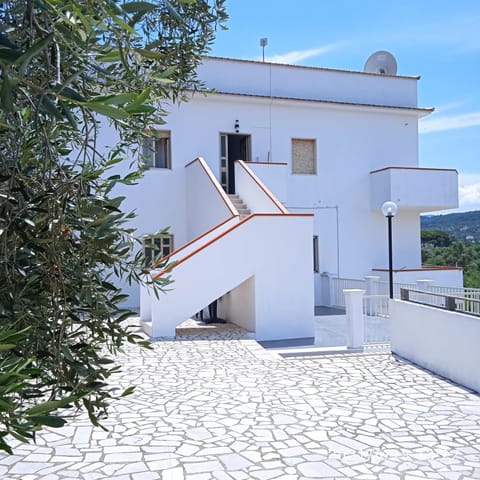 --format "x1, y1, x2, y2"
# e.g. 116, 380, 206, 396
220, 134, 251, 194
